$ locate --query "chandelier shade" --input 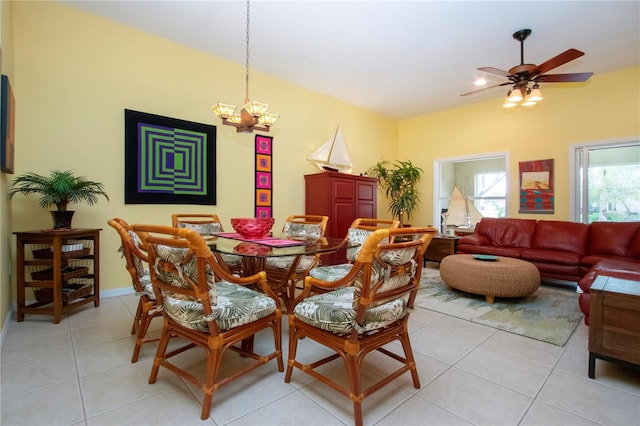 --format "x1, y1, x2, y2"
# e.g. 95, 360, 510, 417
212, 1, 279, 133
